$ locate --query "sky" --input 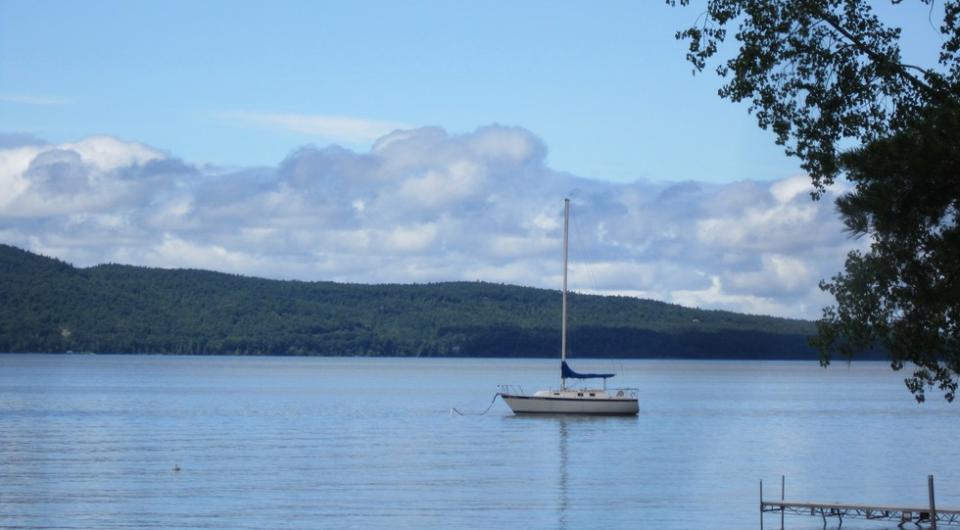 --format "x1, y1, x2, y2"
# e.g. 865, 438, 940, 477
0, 1, 948, 320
